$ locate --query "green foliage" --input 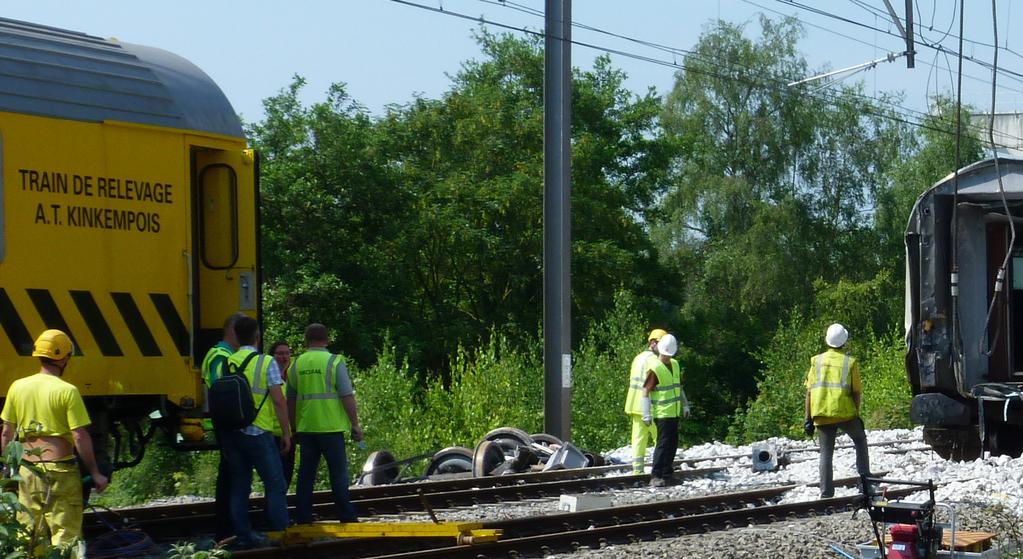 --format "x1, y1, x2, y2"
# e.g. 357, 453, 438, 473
653, 17, 916, 440
354, 332, 543, 470
93, 428, 196, 507
251, 29, 670, 376
1, 442, 73, 559
728, 273, 912, 444
168, 542, 230, 559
